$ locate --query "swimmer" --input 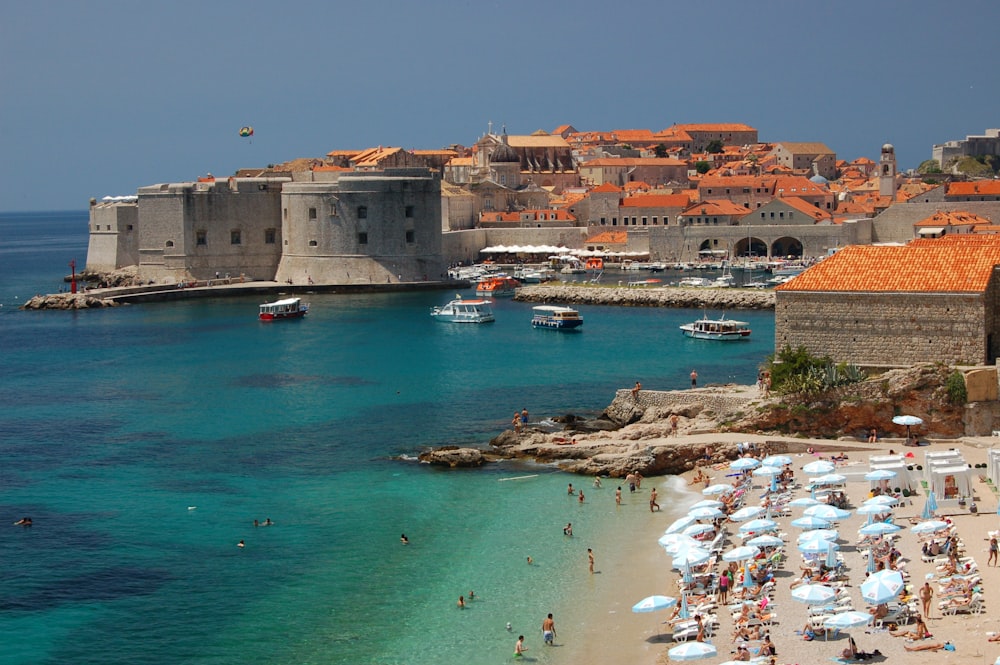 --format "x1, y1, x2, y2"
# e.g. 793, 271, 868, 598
458, 595, 465, 609
514, 635, 527, 657
468, 590, 475, 600
593, 475, 602, 488
542, 613, 556, 645
563, 523, 573, 536
237, 540, 245, 548
401, 533, 409, 545
14, 517, 32, 527
567, 483, 575, 495
263, 518, 273, 526
527, 556, 533, 565
578, 490, 585, 504
253, 519, 259, 527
